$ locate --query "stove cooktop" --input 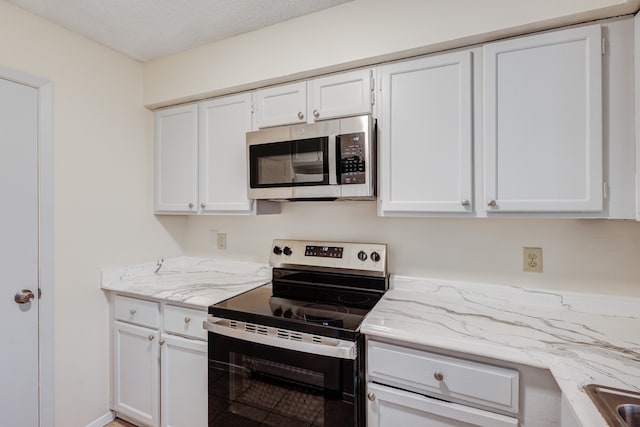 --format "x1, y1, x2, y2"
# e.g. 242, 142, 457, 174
209, 239, 389, 341
210, 284, 377, 340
